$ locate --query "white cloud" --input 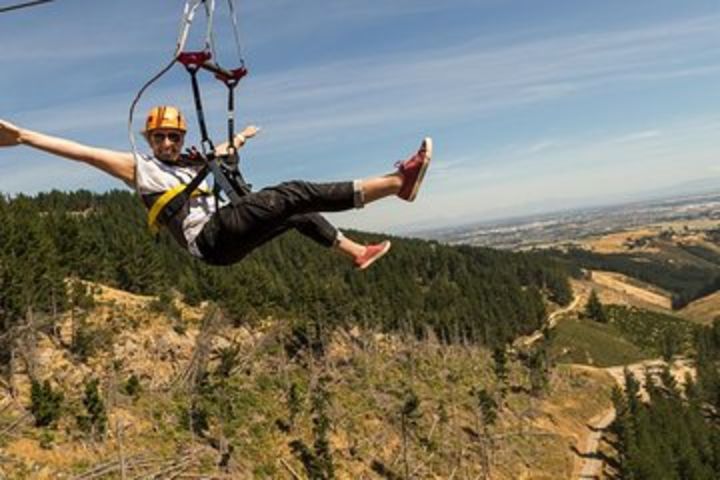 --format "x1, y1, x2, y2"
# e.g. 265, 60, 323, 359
612, 130, 662, 144
325, 112, 720, 232
523, 141, 561, 155
8, 12, 720, 153
238, 13, 720, 149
